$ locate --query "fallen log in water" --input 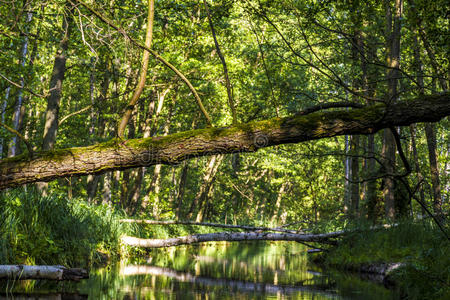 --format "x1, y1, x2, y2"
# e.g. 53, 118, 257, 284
121, 231, 343, 248
119, 219, 302, 233
0, 265, 88, 281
